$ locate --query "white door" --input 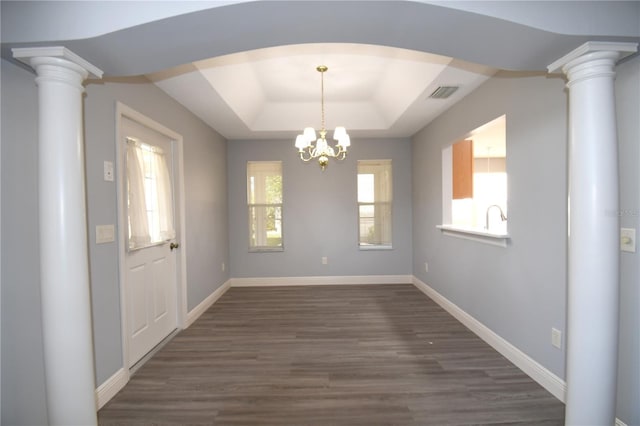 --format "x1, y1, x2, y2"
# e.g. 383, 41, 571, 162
121, 116, 178, 367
